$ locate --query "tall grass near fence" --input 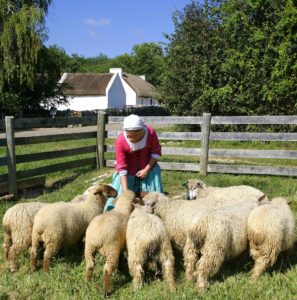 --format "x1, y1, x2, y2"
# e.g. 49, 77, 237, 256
0, 168, 297, 299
